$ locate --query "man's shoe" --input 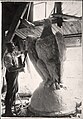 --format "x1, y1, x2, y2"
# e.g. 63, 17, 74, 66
4, 111, 14, 117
